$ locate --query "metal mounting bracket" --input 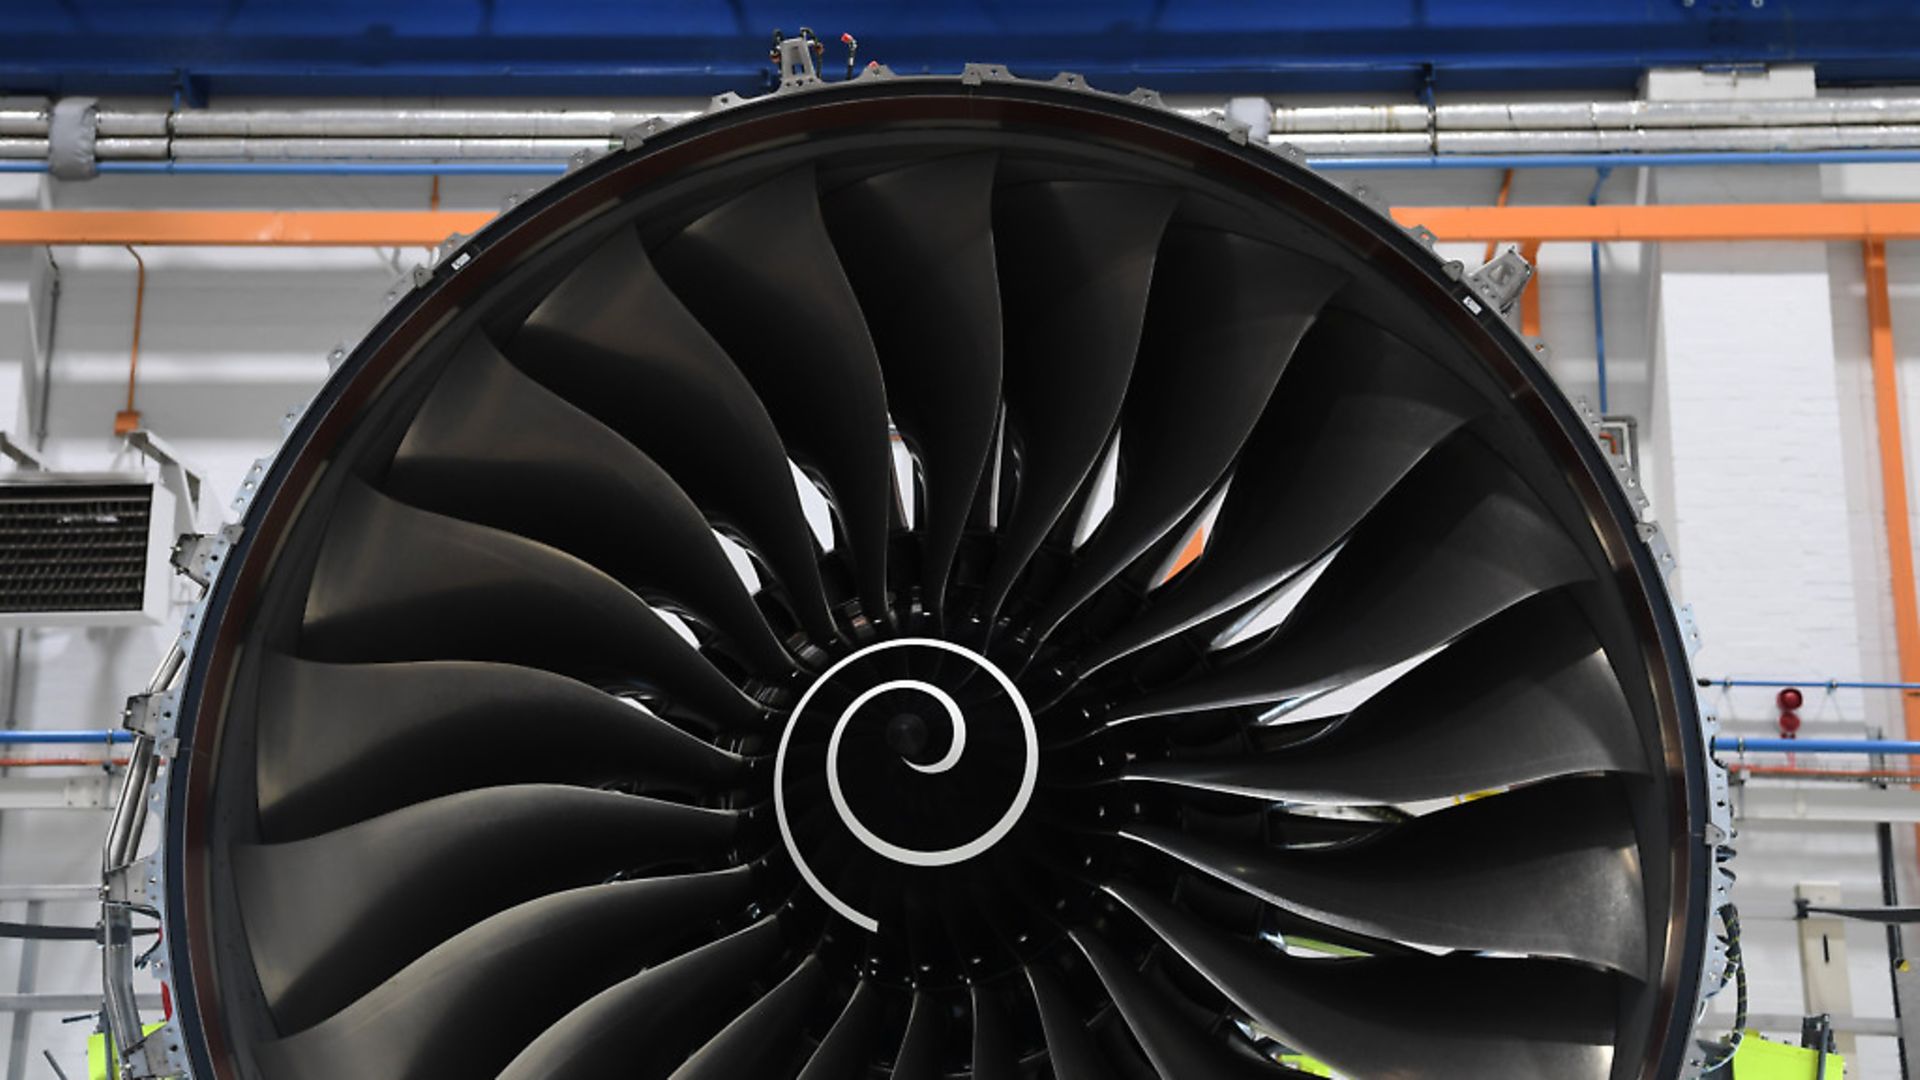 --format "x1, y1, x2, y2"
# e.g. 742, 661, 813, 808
1467, 247, 1535, 315
122, 428, 207, 538
0, 430, 44, 469
170, 523, 244, 590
